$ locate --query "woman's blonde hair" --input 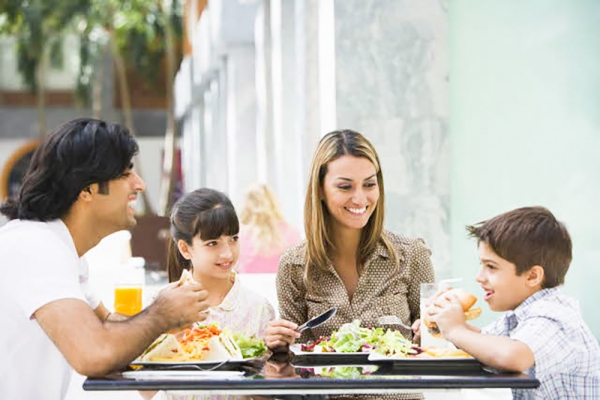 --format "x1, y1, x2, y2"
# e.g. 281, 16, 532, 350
304, 129, 398, 284
239, 183, 286, 256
